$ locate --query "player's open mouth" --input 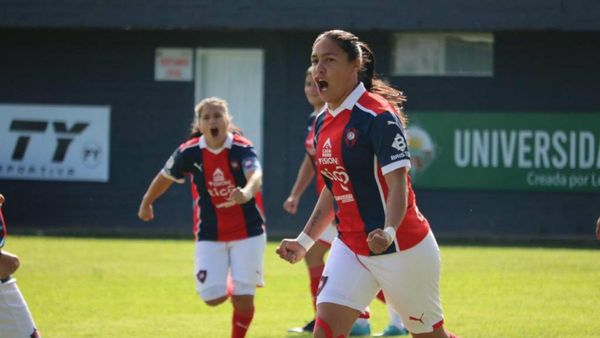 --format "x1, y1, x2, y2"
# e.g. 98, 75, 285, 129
210, 128, 219, 137
317, 80, 329, 92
